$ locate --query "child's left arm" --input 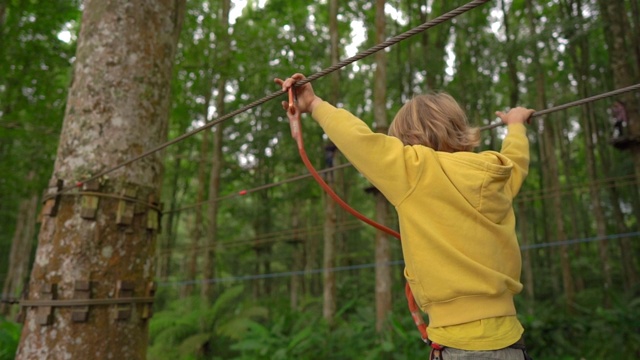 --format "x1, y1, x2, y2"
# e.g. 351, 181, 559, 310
496, 107, 534, 196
